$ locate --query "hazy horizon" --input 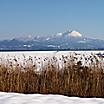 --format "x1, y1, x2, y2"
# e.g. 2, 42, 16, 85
0, 0, 104, 40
